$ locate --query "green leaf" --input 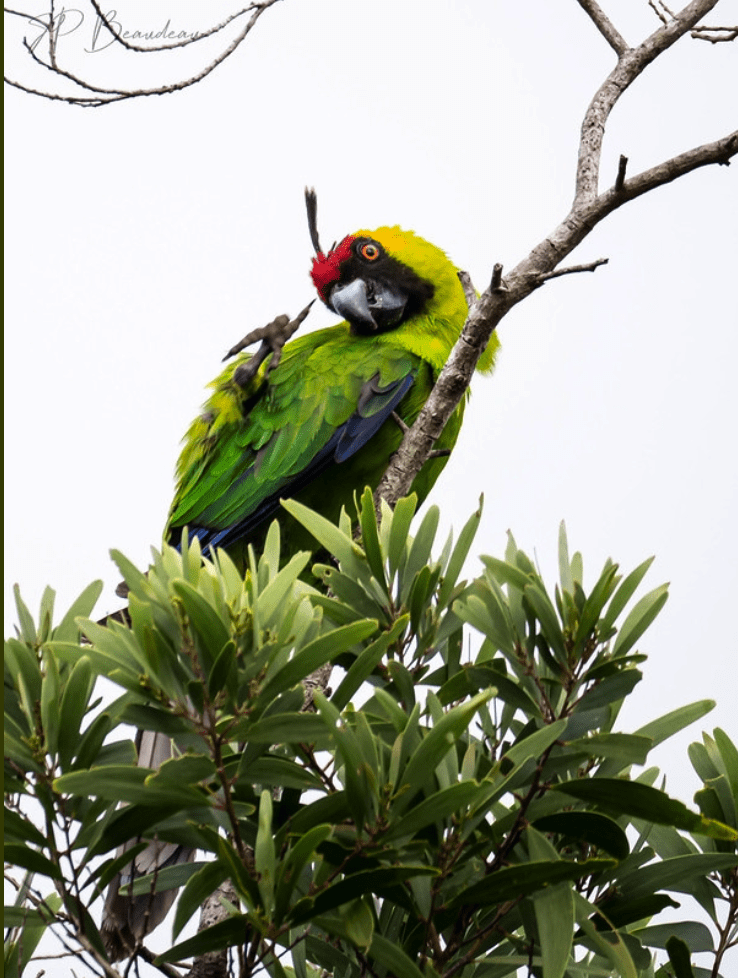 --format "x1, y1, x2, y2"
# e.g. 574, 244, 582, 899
714, 727, 738, 800
343, 896, 374, 949
208, 640, 238, 701
387, 494, 418, 579
173, 860, 229, 939
54, 766, 206, 808
558, 521, 574, 594
13, 892, 62, 972
281, 498, 367, 569
171, 579, 230, 671
359, 487, 388, 593
241, 756, 323, 792
635, 921, 713, 953
57, 654, 94, 767
601, 556, 655, 633
568, 733, 652, 766
524, 582, 567, 663
110, 548, 151, 599
436, 496, 483, 608
612, 583, 668, 657
401, 506, 440, 603
369, 933, 426, 978
635, 701, 715, 749
665, 936, 695, 978
572, 563, 619, 659
533, 811, 629, 860
238, 712, 329, 745
449, 858, 614, 908
314, 694, 371, 829
617, 852, 738, 899
575, 669, 642, 711
503, 718, 568, 770
256, 790, 276, 916
396, 690, 495, 812
275, 824, 333, 918
147, 753, 216, 786
256, 552, 312, 627
436, 663, 539, 714
293, 866, 437, 923
3, 906, 46, 929
331, 616, 408, 711
157, 915, 248, 964
553, 779, 738, 840
3, 809, 48, 848
118, 704, 190, 737
383, 781, 481, 841
13, 584, 37, 644
4, 845, 62, 881
574, 892, 637, 978
39, 649, 61, 756
528, 829, 574, 978
260, 619, 378, 701
53, 580, 104, 642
